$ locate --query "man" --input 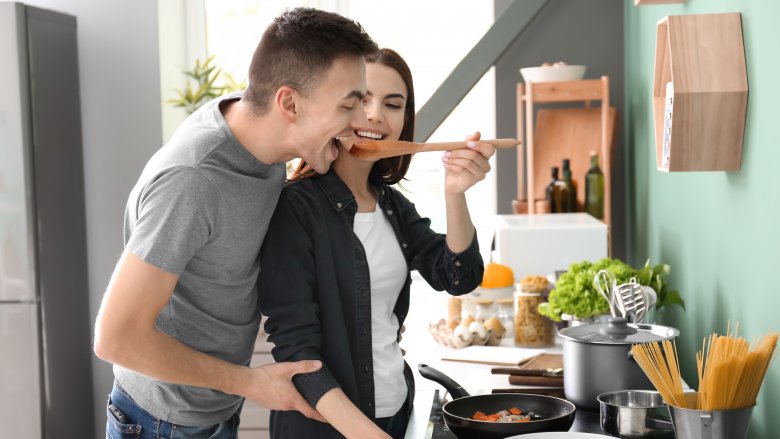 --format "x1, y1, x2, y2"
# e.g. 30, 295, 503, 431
94, 8, 378, 437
